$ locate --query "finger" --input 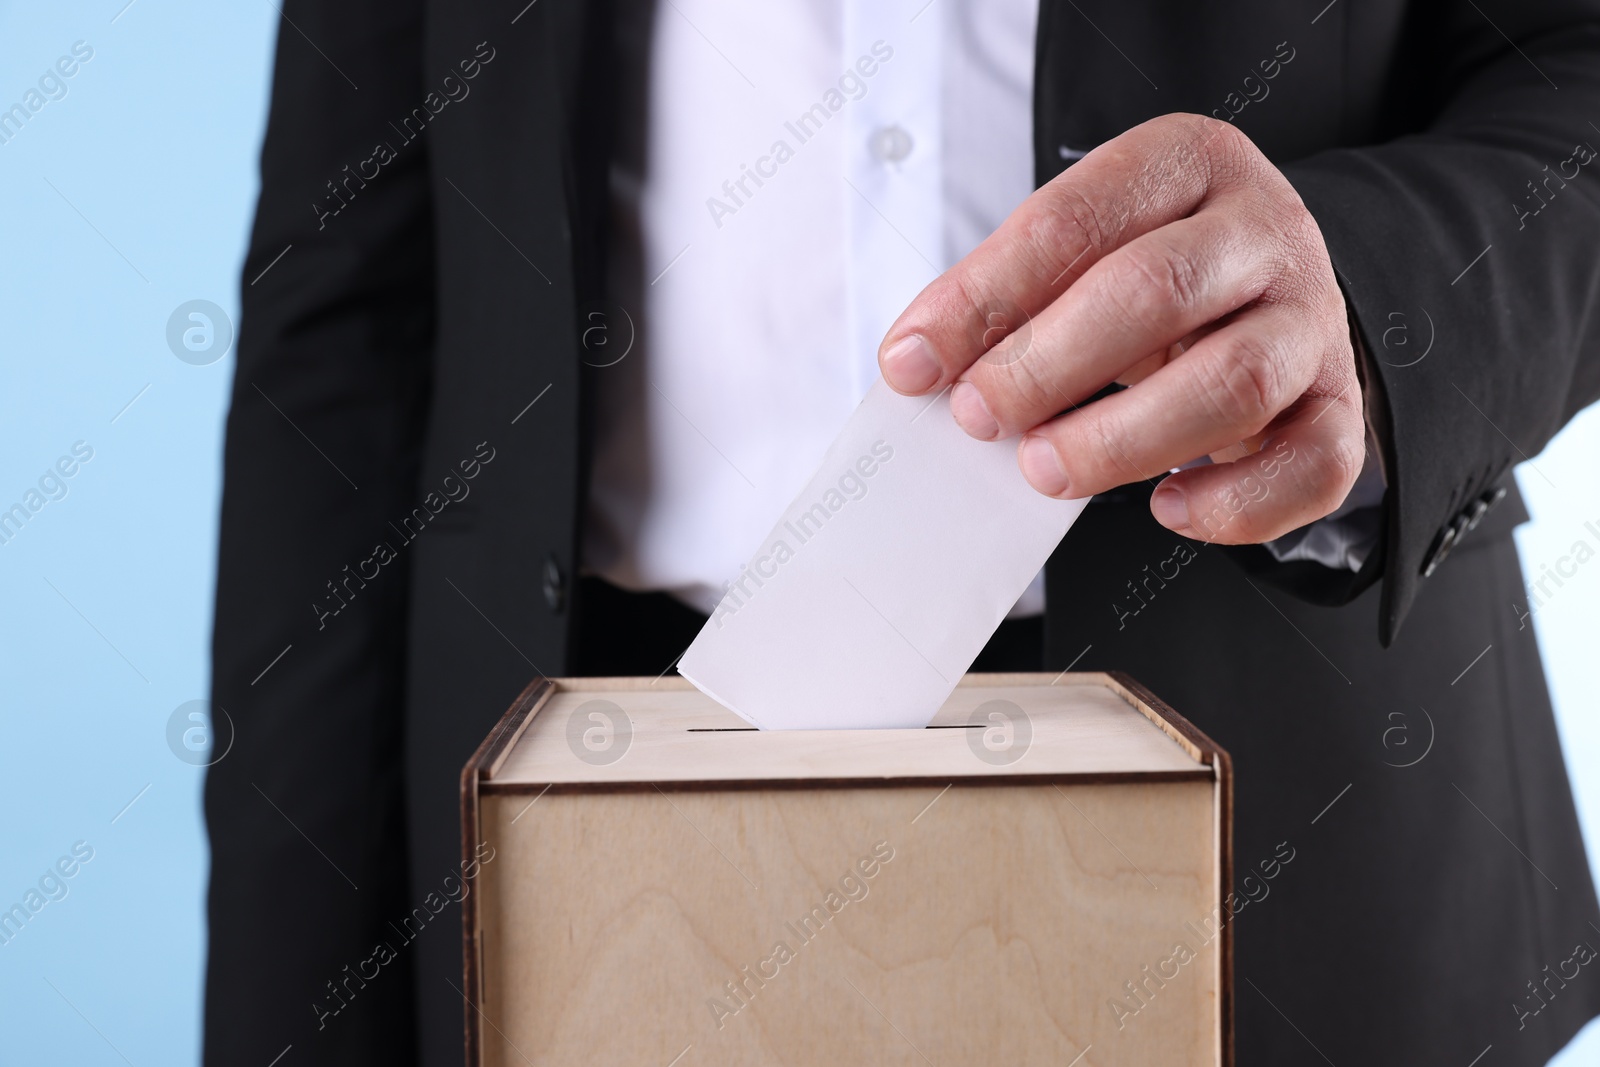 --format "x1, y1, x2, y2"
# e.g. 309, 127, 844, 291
1115, 325, 1216, 388
1206, 432, 1266, 465
1118, 349, 1174, 388
1145, 396, 1368, 544
950, 209, 1278, 439
1015, 307, 1336, 499
878, 113, 1258, 395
